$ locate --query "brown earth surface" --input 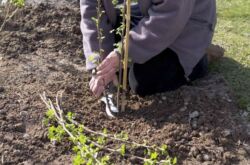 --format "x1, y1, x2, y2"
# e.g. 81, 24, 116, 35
0, 3, 250, 165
